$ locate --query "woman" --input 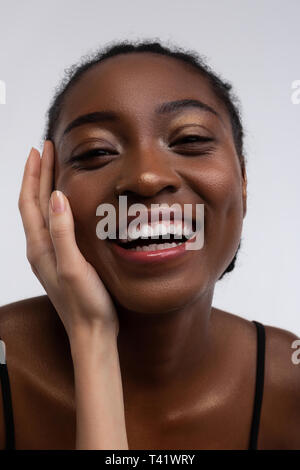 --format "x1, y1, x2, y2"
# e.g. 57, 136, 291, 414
0, 39, 299, 450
